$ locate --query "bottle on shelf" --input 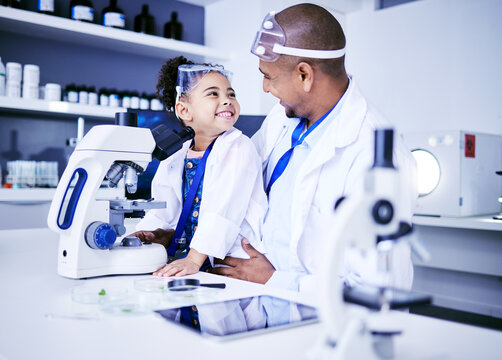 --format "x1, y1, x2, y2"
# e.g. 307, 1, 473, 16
102, 0, 125, 29
38, 0, 55, 15
2, 0, 21, 8
77, 85, 88, 104
130, 90, 140, 109
5, 62, 21, 98
150, 95, 163, 111
0, 57, 5, 97
65, 83, 78, 103
134, 4, 155, 35
120, 91, 131, 108
108, 88, 120, 107
139, 92, 149, 110
88, 86, 98, 105
163, 12, 183, 41
99, 87, 109, 106
69, 0, 95, 23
